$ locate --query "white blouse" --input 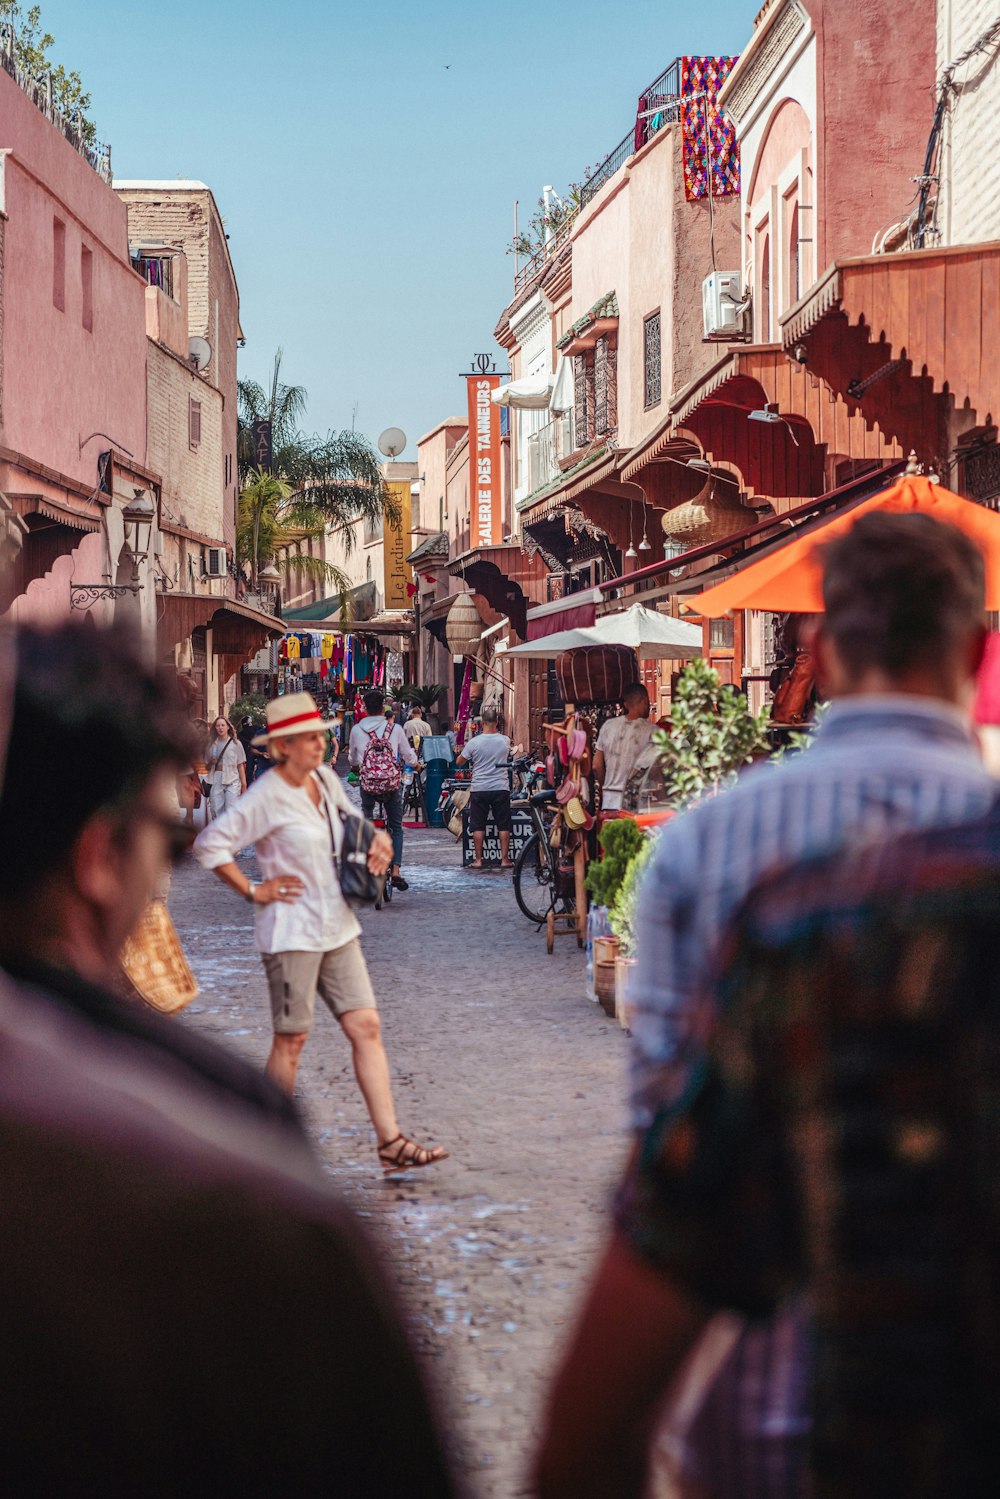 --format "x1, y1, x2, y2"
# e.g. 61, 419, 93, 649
193, 766, 361, 955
